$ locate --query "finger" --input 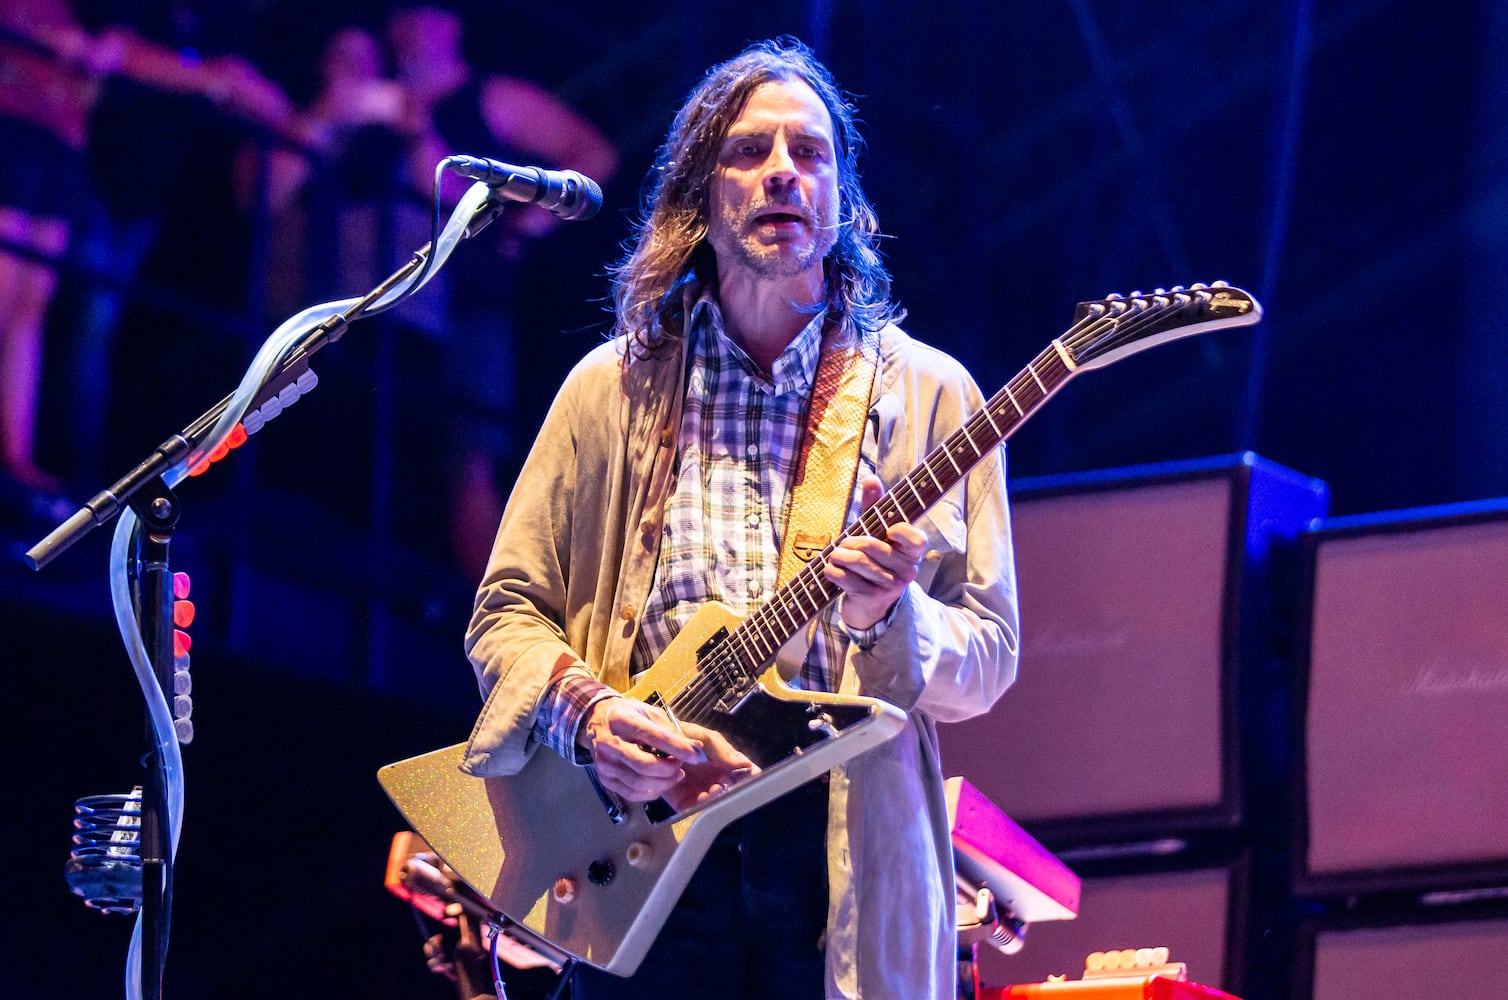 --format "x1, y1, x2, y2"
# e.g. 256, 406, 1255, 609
595, 734, 689, 778
883, 522, 929, 555
681, 723, 755, 771
828, 543, 914, 589
609, 705, 707, 764
595, 757, 684, 801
